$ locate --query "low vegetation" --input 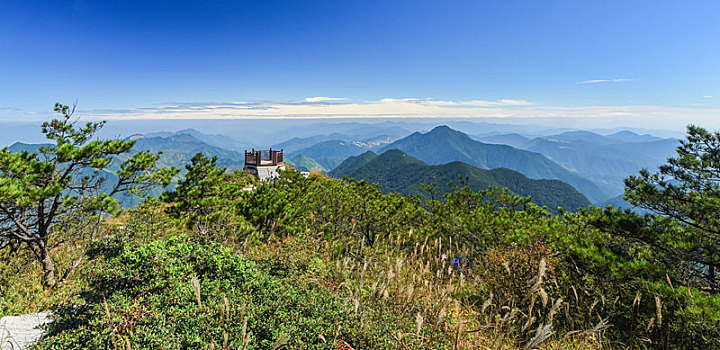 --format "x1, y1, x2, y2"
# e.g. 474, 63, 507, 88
1, 105, 719, 349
